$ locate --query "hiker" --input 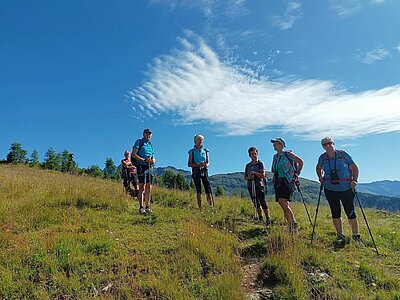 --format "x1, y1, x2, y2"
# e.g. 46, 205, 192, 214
244, 147, 271, 225
271, 138, 303, 233
316, 137, 363, 246
188, 134, 214, 210
132, 128, 155, 214
121, 150, 138, 198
